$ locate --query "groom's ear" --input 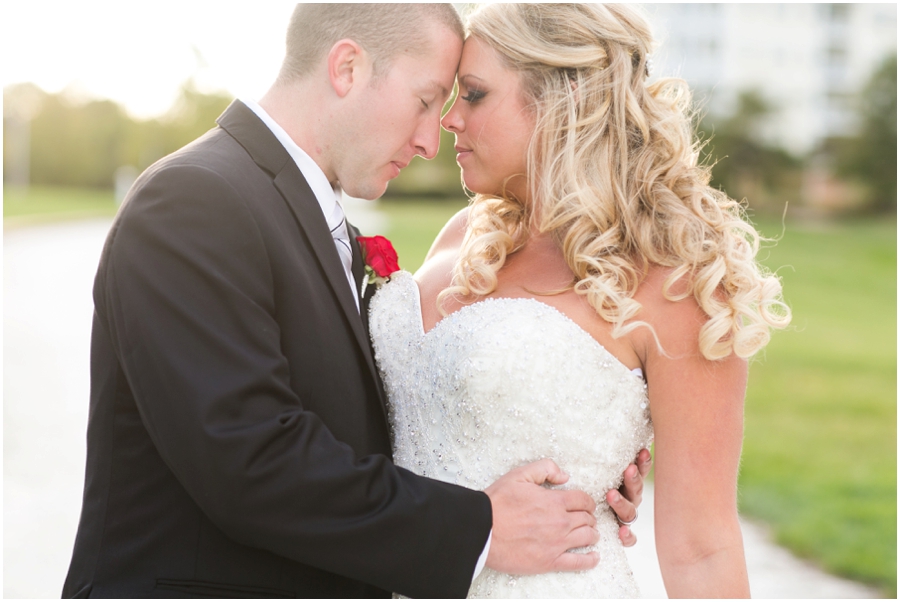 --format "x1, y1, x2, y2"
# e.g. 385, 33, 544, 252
327, 39, 369, 98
